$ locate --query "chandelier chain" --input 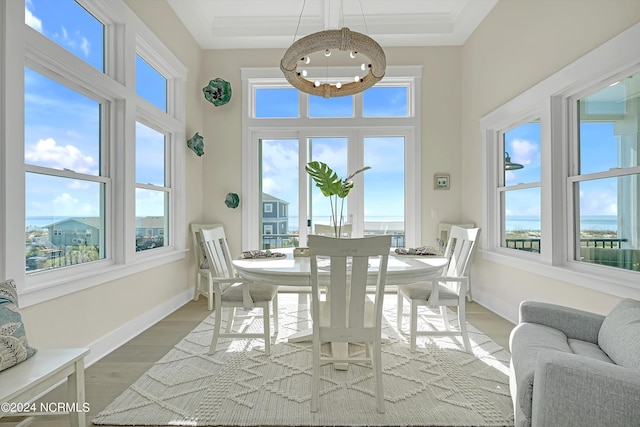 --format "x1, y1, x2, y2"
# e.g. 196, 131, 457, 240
292, 0, 307, 44
358, 0, 370, 35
